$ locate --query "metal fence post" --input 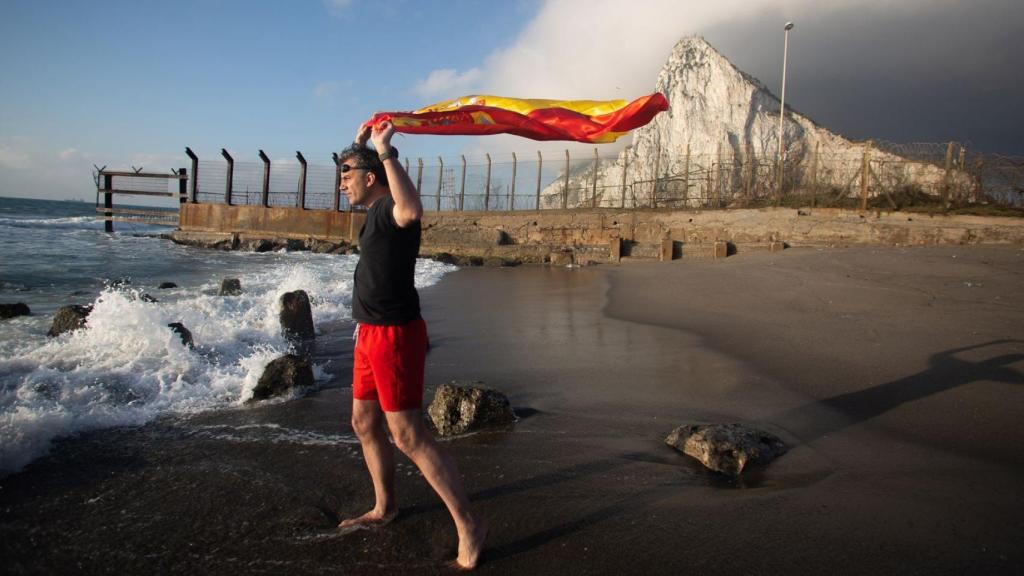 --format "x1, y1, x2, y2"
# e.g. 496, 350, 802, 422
942, 141, 955, 208
436, 157, 443, 212
810, 142, 819, 208
510, 152, 517, 211
185, 147, 198, 203
178, 168, 187, 208
459, 155, 466, 211
259, 150, 271, 207
415, 158, 424, 201
714, 141, 723, 208
682, 144, 690, 205
296, 151, 307, 209
591, 147, 599, 208
484, 153, 491, 211
332, 152, 342, 211
562, 149, 570, 210
652, 145, 661, 208
535, 150, 543, 210
221, 148, 234, 206
860, 140, 872, 211
620, 152, 629, 208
